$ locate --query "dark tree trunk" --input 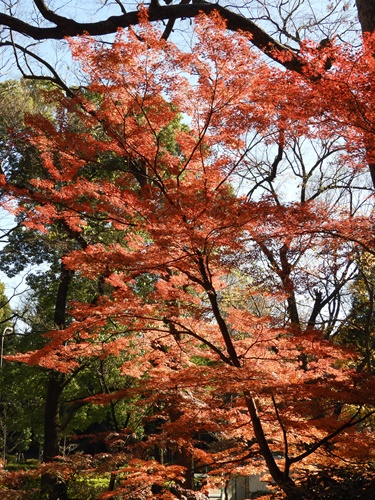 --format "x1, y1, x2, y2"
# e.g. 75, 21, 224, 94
42, 372, 65, 464
356, 0, 375, 33
307, 290, 323, 328
40, 268, 73, 500
40, 373, 66, 500
355, 0, 375, 188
